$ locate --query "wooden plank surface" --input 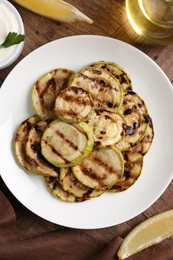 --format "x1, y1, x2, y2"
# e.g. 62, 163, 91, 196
0, 0, 173, 252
